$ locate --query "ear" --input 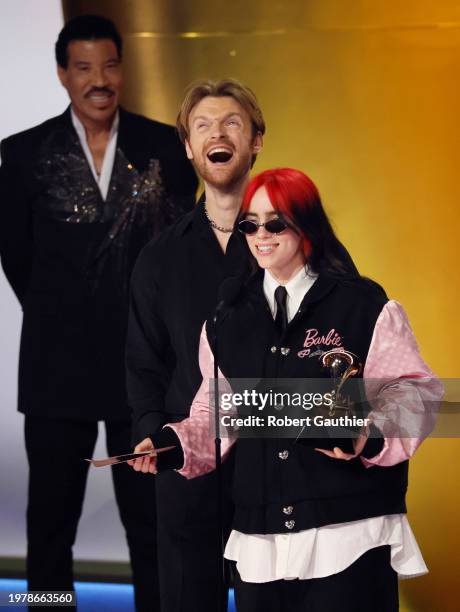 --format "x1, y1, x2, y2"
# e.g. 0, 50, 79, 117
185, 139, 194, 161
57, 65, 67, 88
252, 132, 263, 154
